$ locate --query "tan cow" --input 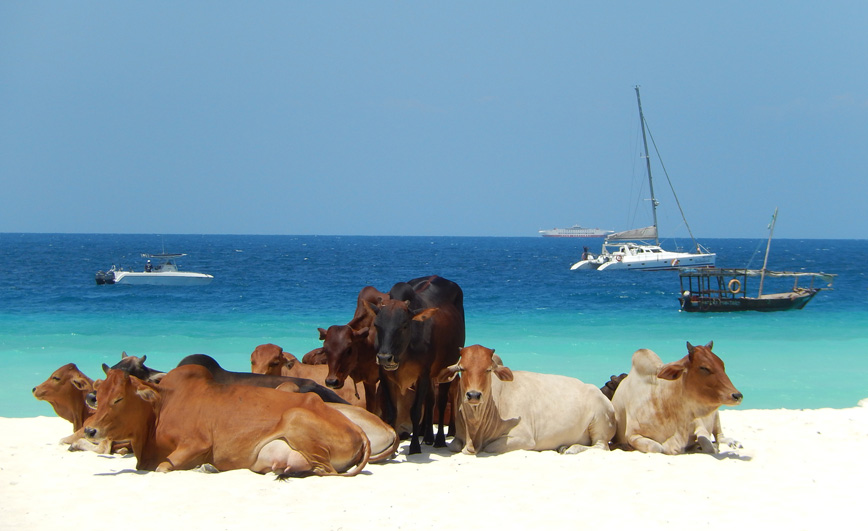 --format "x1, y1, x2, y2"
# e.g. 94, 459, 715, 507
251, 343, 365, 408
611, 341, 743, 454
84, 365, 371, 476
437, 345, 616, 455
